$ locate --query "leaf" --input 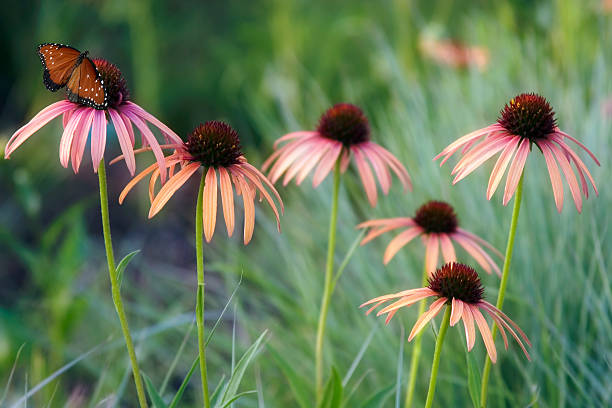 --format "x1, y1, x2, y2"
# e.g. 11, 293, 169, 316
168, 356, 199, 408
218, 330, 268, 406
143, 373, 168, 408
210, 374, 227, 408
267, 346, 311, 408
317, 367, 343, 408
465, 344, 481, 408
359, 384, 395, 408
221, 390, 257, 407
116, 250, 140, 289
